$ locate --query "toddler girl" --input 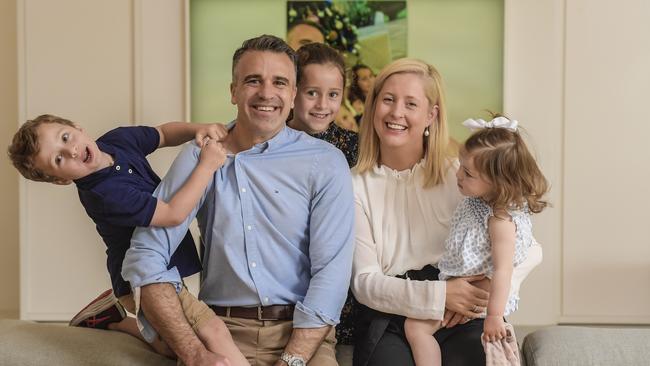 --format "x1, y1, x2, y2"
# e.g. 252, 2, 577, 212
404, 116, 549, 365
